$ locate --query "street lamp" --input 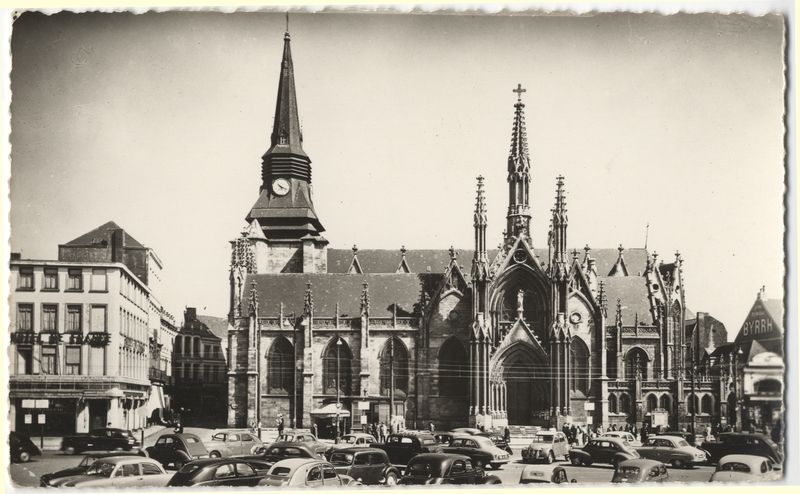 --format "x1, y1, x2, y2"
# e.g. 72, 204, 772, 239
335, 337, 342, 440
389, 337, 395, 433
